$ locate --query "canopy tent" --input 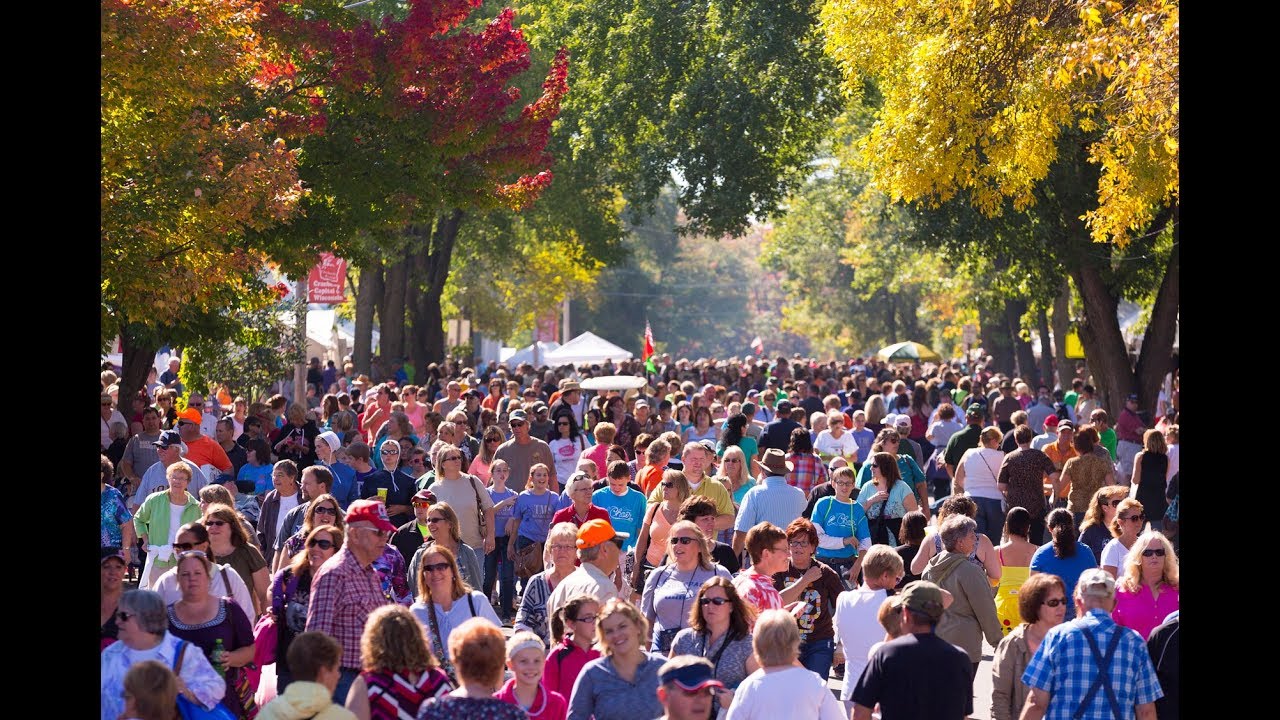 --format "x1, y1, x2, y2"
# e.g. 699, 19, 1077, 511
877, 340, 942, 364
542, 331, 634, 365
502, 340, 561, 367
